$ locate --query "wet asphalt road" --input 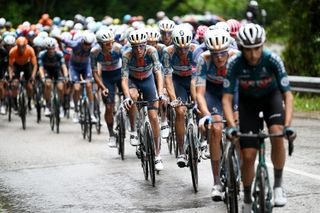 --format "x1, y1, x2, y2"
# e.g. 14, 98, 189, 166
0, 110, 319, 213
